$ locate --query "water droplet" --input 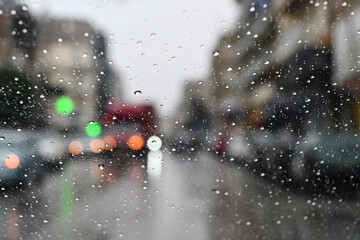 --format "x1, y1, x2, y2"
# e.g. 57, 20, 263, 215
82, 53, 88, 58
89, 120, 95, 124
150, 33, 156, 38
58, 38, 63, 43
249, 6, 255, 12
98, 164, 105, 170
264, 60, 269, 65
78, 81, 83, 85
227, 67, 233, 72
0, 137, 4, 141
134, 90, 142, 95
213, 51, 220, 56
198, 81, 203, 85
40, 94, 45, 99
